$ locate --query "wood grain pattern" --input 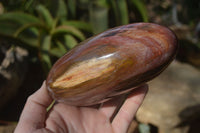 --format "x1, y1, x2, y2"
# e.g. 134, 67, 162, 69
46, 23, 178, 106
